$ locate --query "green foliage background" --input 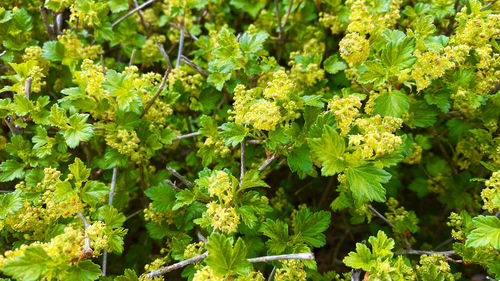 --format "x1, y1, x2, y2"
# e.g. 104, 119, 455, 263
0, 0, 499, 280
